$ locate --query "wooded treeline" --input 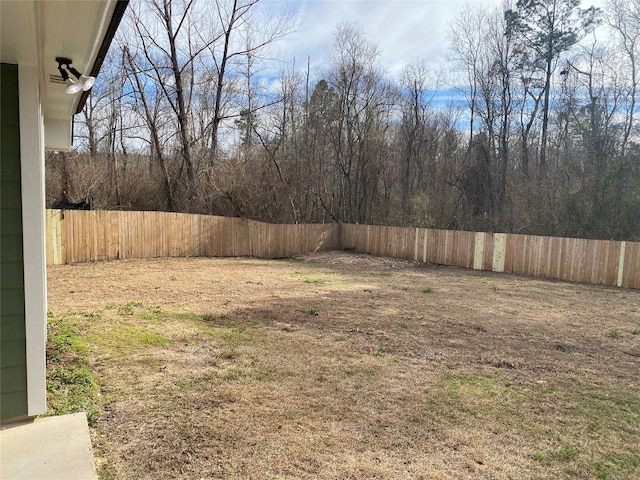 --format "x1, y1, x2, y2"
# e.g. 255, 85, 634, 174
45, 0, 640, 241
